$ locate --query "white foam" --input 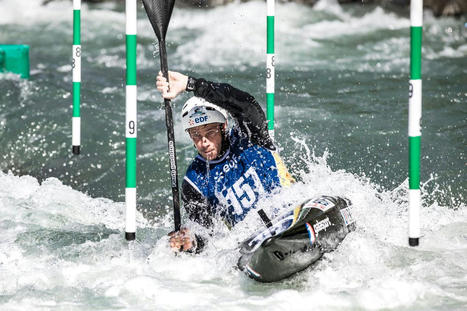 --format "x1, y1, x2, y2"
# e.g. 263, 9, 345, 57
1, 151, 466, 309
0, 171, 146, 230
